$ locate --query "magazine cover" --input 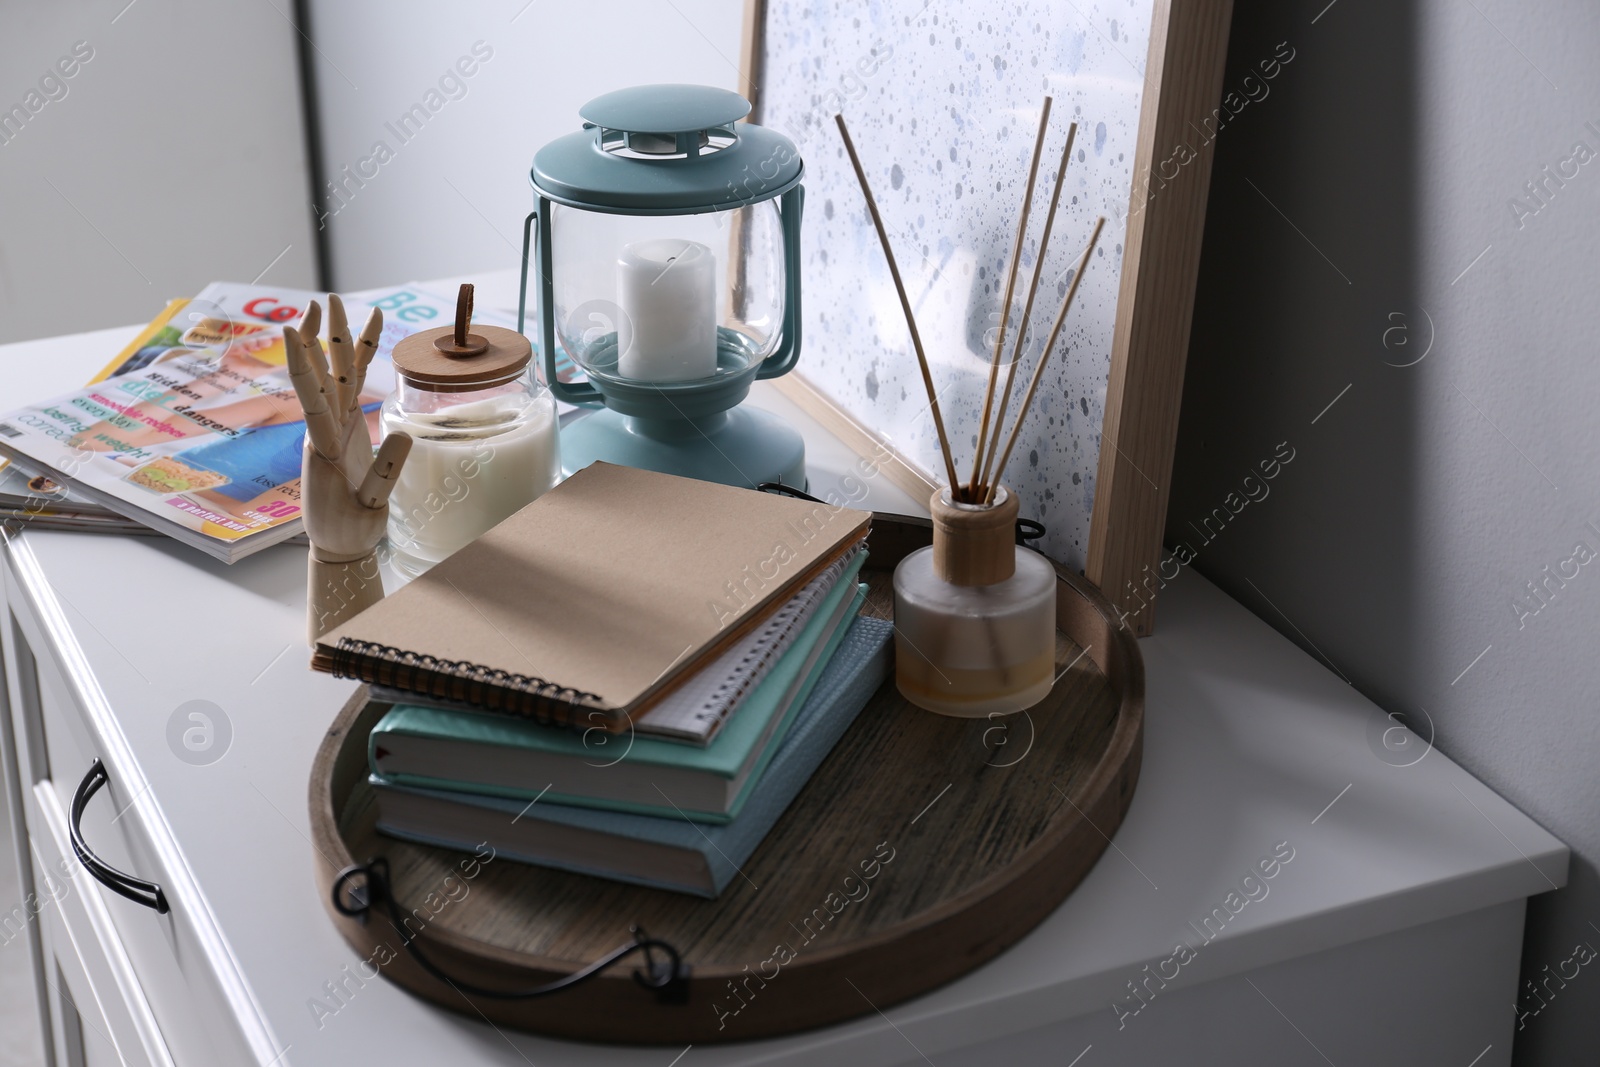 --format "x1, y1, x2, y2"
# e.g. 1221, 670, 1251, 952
0, 282, 470, 562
